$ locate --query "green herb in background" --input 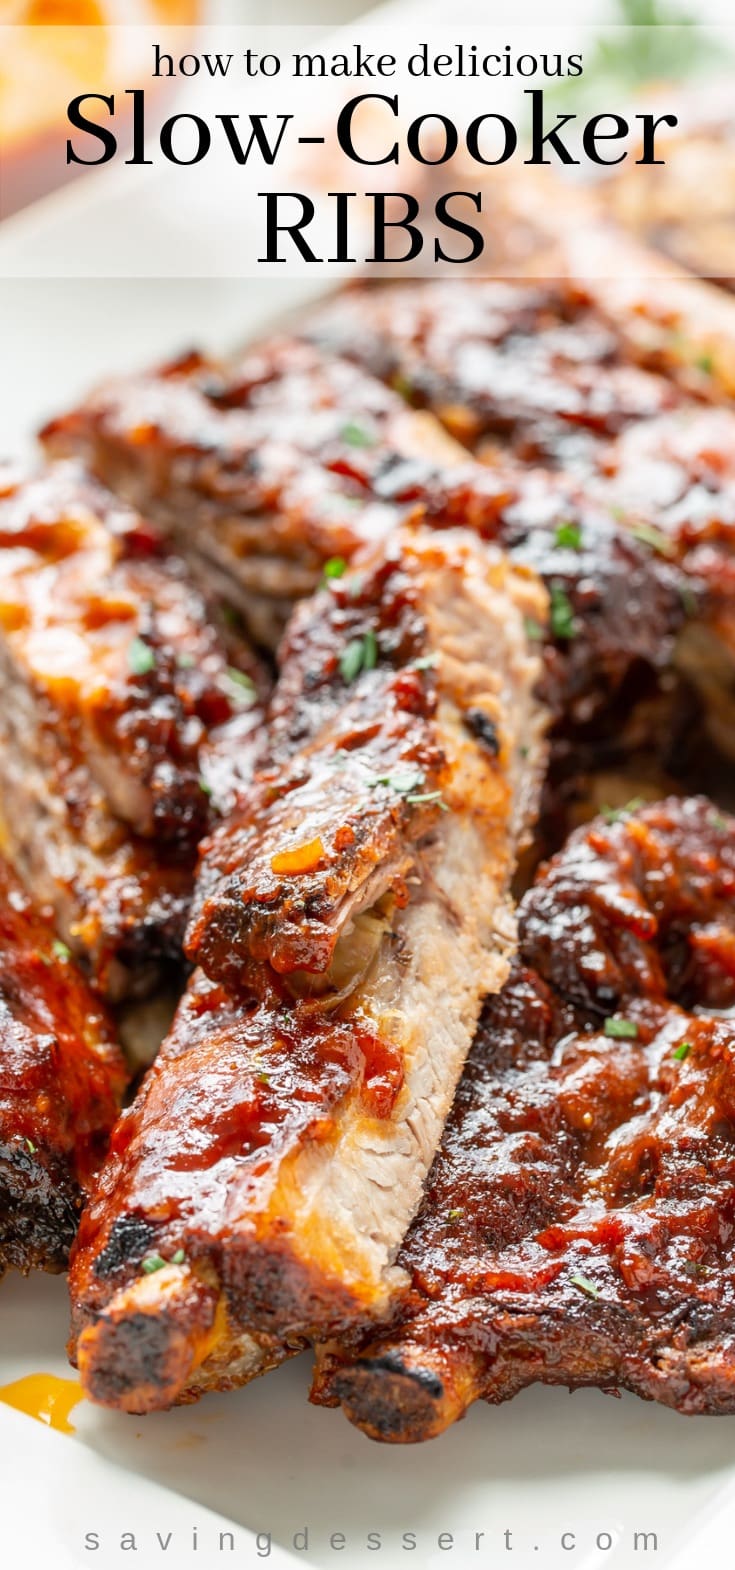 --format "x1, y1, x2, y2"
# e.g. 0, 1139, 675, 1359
546, 0, 725, 118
